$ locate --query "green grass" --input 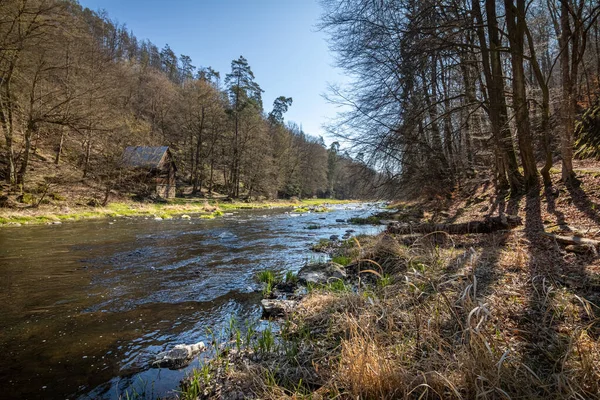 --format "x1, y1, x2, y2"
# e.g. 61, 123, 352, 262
0, 198, 355, 228
324, 279, 351, 293
310, 238, 332, 252
257, 269, 283, 296
348, 216, 381, 225
293, 207, 311, 213
256, 324, 276, 353
285, 271, 298, 284
331, 255, 352, 266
